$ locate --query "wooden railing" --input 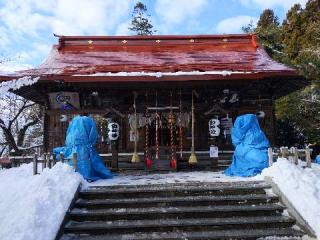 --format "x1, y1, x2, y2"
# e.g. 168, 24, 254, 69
268, 147, 312, 168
